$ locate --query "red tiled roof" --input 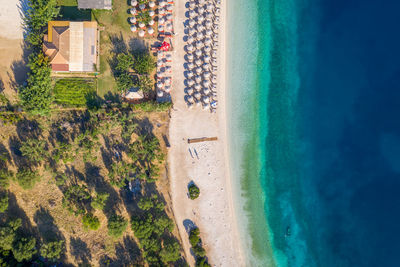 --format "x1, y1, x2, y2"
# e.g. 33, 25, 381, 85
52, 64, 69, 71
